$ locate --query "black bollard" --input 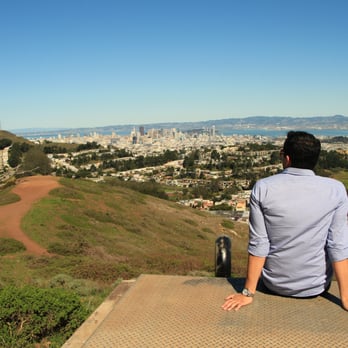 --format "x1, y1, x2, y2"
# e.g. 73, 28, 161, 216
215, 236, 231, 277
